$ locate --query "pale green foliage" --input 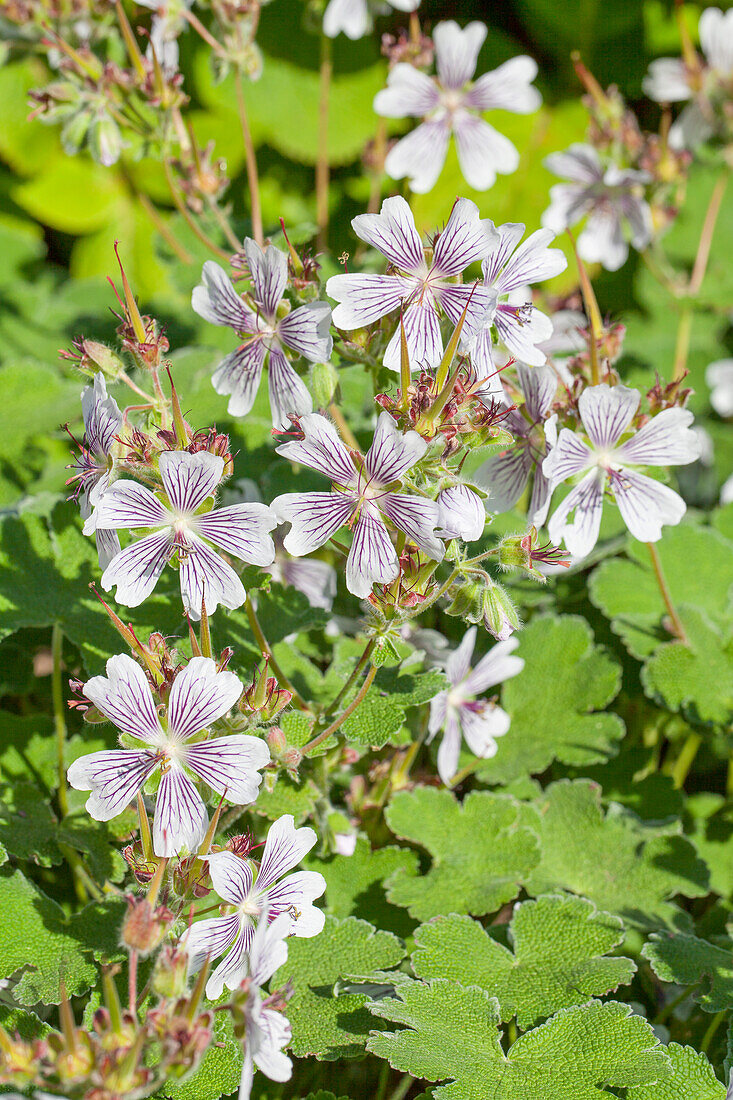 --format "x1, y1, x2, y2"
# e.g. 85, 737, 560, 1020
410, 896, 636, 1028
627, 1043, 726, 1099
385, 788, 540, 921
642, 932, 733, 1013
368, 986, 670, 1100
307, 838, 418, 938
521, 781, 709, 929
341, 666, 448, 748
641, 607, 733, 726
